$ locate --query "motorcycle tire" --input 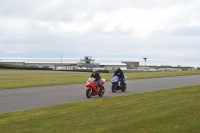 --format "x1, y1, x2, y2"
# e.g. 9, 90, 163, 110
111, 84, 116, 93
98, 86, 105, 97
86, 89, 92, 98
121, 83, 127, 92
